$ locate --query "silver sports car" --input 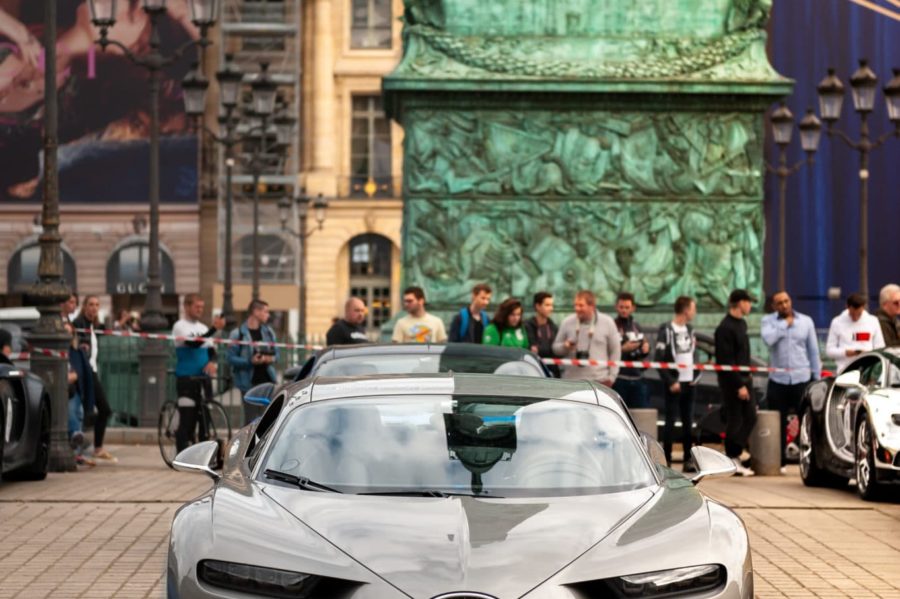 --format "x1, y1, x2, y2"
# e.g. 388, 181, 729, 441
167, 374, 752, 599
